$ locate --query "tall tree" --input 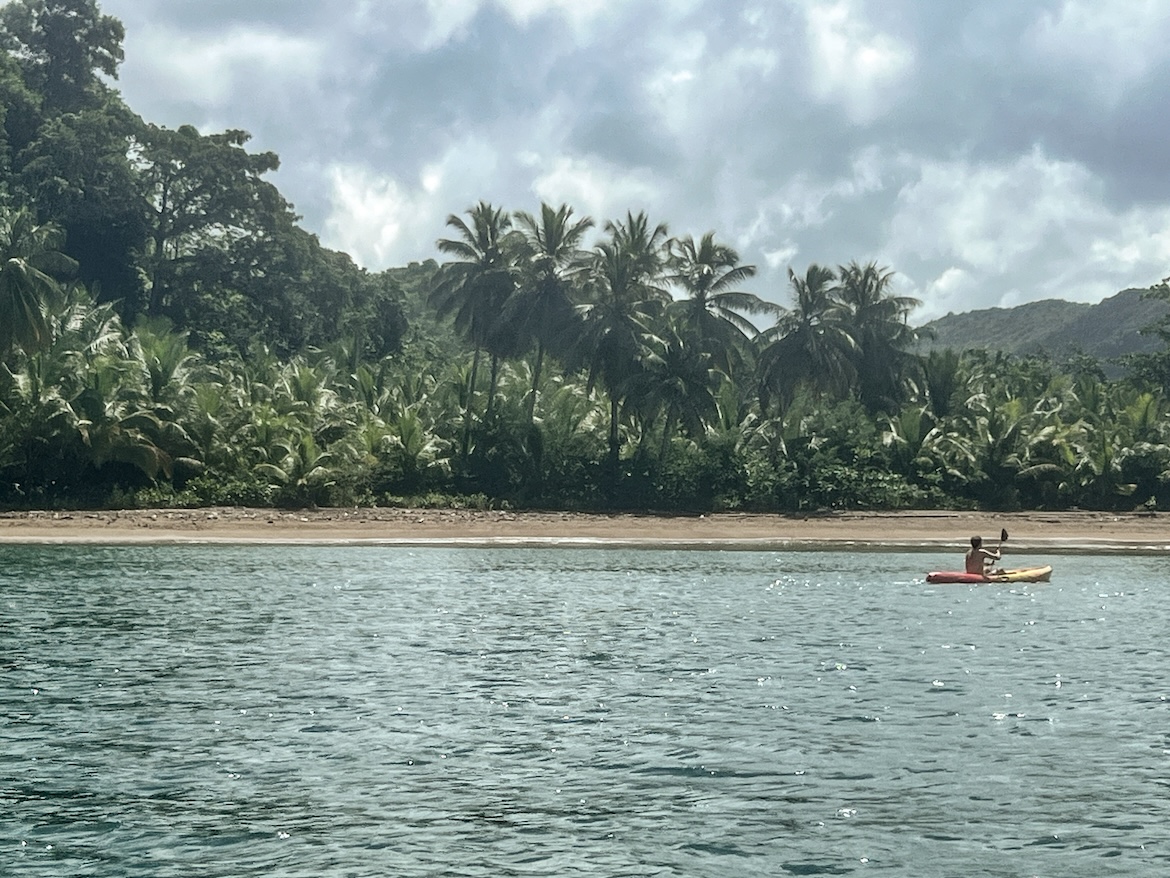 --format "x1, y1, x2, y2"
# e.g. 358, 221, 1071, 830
1124, 277, 1170, 395
15, 104, 146, 313
756, 264, 854, 412
1, 2, 140, 311
666, 231, 770, 377
576, 211, 670, 477
429, 201, 520, 452
836, 260, 921, 415
0, 206, 74, 356
132, 315, 198, 406
511, 202, 593, 422
0, 0, 124, 112
0, 47, 39, 175
605, 210, 670, 280
921, 348, 963, 419
130, 123, 290, 322
627, 317, 721, 460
